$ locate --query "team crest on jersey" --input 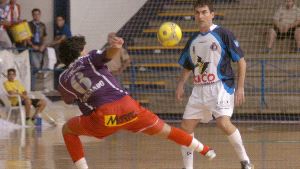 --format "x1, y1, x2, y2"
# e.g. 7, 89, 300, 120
210, 42, 218, 51
234, 40, 239, 47
195, 56, 209, 74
